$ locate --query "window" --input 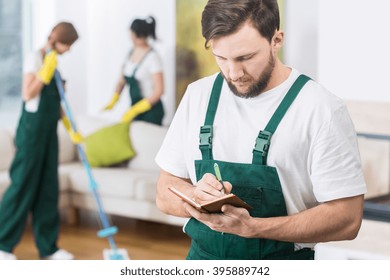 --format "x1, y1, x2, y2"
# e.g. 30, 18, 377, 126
0, 0, 23, 129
